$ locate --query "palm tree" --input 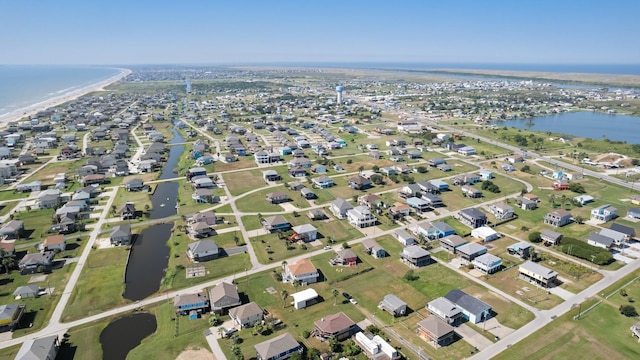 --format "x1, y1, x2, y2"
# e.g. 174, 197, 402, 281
281, 289, 289, 308
549, 194, 557, 207
1, 250, 16, 275
358, 165, 364, 174
217, 326, 225, 339
110, 205, 117, 215
332, 289, 339, 305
